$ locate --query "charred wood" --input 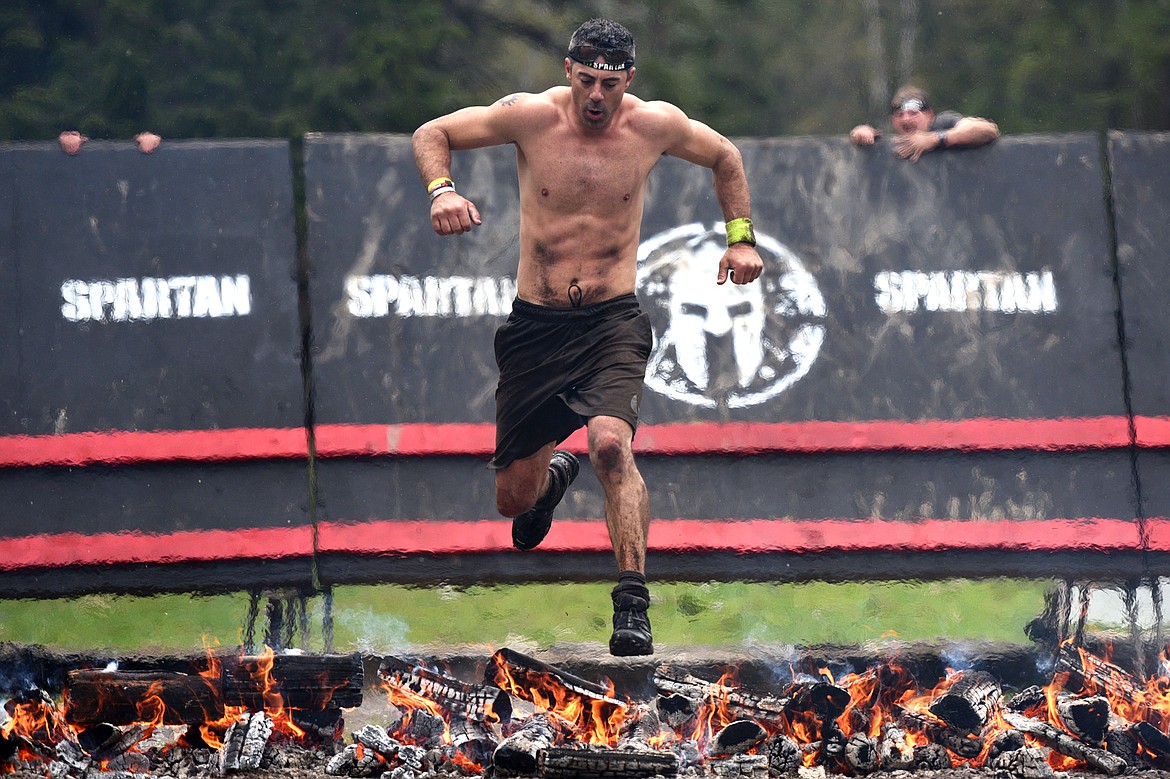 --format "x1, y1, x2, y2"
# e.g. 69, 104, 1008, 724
220, 653, 362, 711
710, 753, 769, 778
656, 692, 696, 730
653, 665, 790, 730
708, 719, 766, 757
987, 745, 1056, 779
846, 731, 879, 774
988, 728, 1027, 761
75, 722, 147, 762
218, 711, 274, 774
492, 712, 560, 776
395, 709, 445, 748
912, 742, 953, 771
324, 742, 383, 777
1133, 720, 1170, 770
352, 723, 401, 759
927, 670, 1002, 733
818, 720, 848, 773
901, 709, 983, 758
765, 733, 801, 775
537, 745, 679, 779
446, 717, 496, 766
877, 723, 915, 771
617, 703, 662, 751
54, 738, 93, 773
1055, 693, 1109, 746
785, 680, 850, 722
64, 670, 223, 727
1105, 725, 1141, 765
1003, 709, 1127, 776
1006, 685, 1046, 715
379, 655, 511, 725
